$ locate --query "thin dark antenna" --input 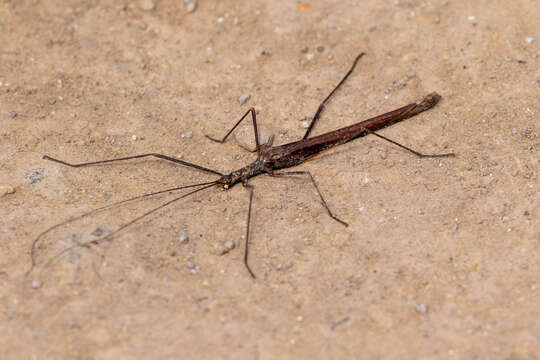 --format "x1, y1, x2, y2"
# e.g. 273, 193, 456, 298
27, 181, 216, 275
40, 183, 216, 273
